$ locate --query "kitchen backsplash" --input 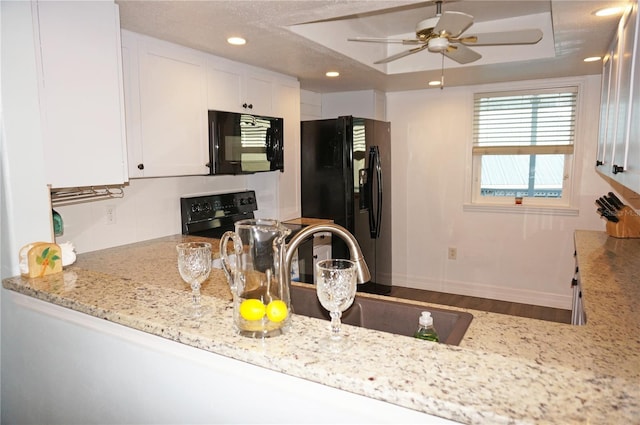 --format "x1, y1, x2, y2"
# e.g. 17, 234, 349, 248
54, 175, 249, 254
